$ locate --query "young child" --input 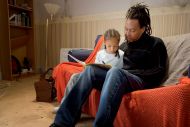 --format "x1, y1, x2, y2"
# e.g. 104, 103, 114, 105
53, 28, 124, 113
